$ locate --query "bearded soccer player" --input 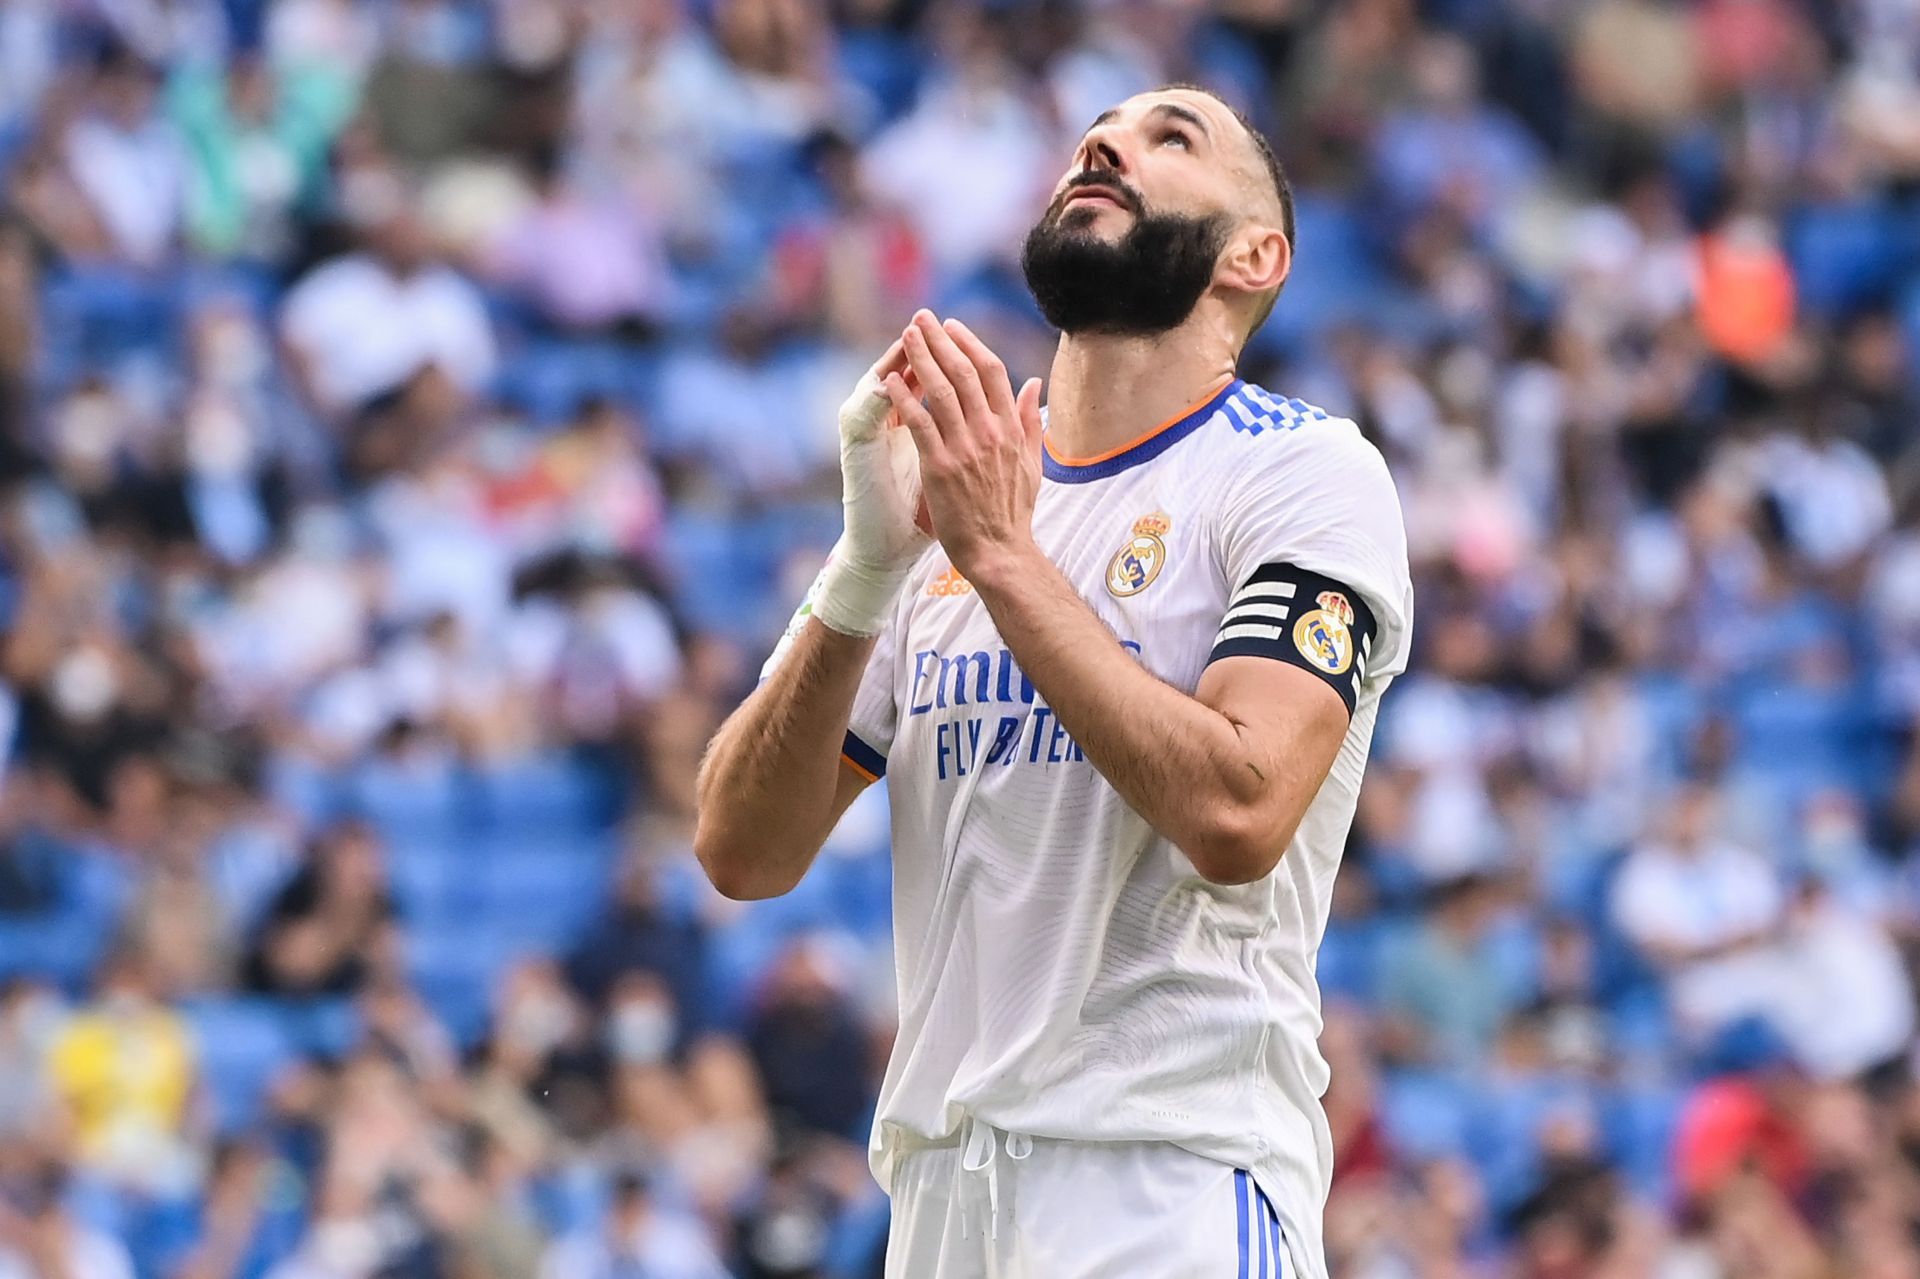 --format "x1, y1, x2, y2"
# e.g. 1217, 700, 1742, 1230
695, 85, 1413, 1278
